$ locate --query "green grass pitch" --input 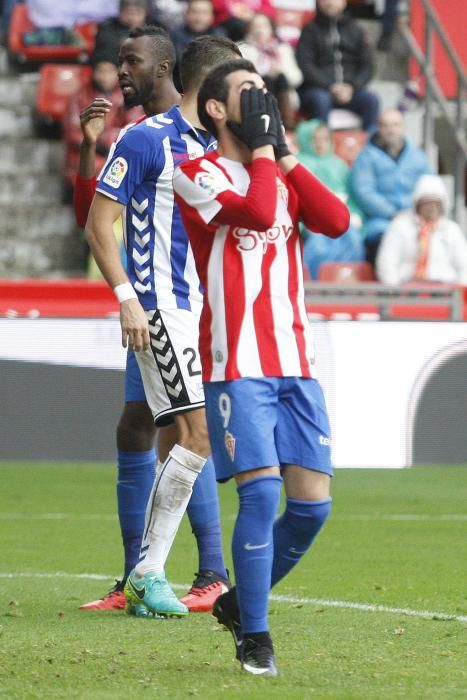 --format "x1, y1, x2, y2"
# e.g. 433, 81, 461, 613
0, 463, 466, 699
